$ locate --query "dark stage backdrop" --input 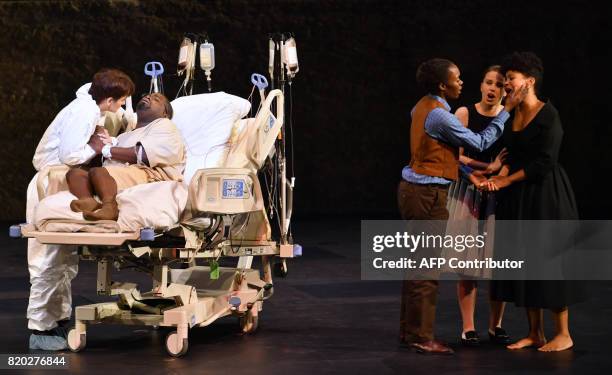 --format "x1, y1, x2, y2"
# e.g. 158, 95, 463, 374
1, 0, 610, 220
